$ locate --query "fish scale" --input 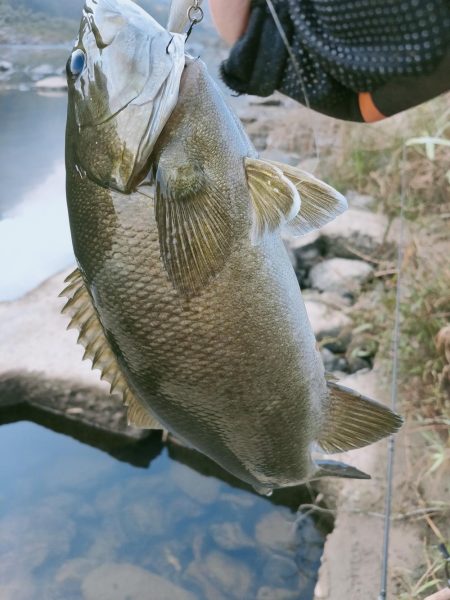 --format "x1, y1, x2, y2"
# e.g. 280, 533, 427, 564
63, 0, 402, 492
